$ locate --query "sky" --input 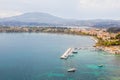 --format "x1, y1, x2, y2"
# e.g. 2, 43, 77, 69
0, 0, 120, 20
